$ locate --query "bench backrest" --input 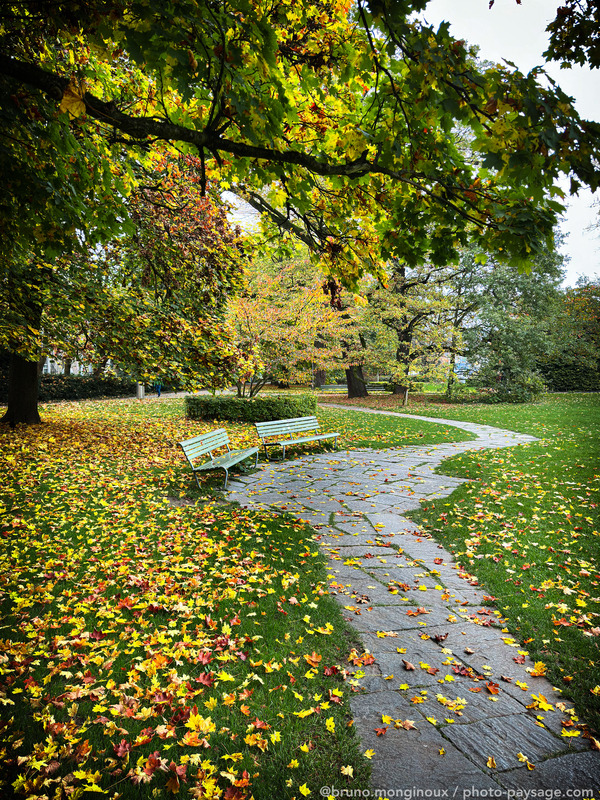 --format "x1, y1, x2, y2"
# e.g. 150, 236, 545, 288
179, 429, 230, 465
255, 416, 319, 439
